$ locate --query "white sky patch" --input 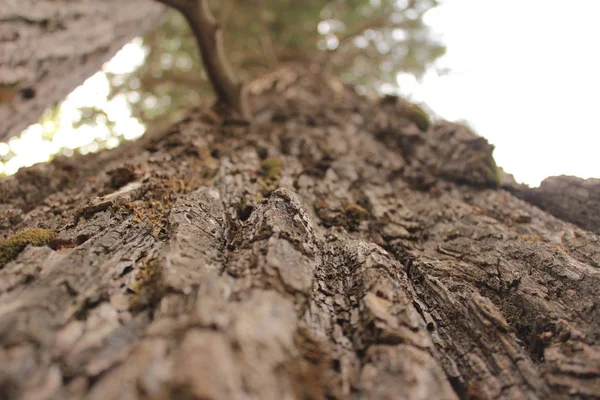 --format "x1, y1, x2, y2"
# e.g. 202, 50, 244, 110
104, 38, 147, 74
0, 38, 147, 175
405, 0, 600, 186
